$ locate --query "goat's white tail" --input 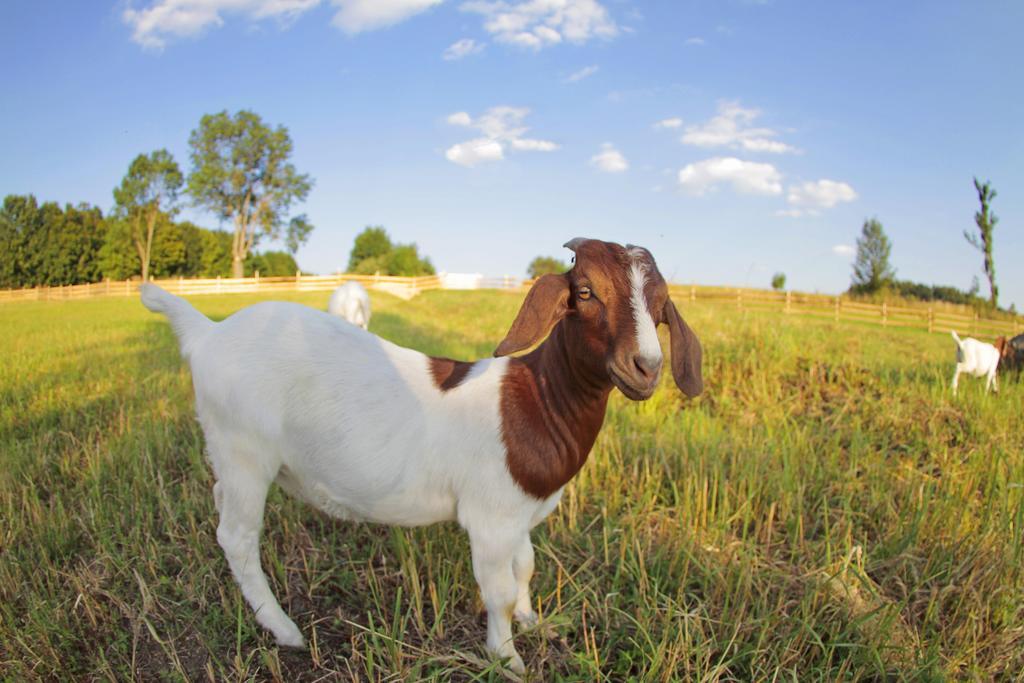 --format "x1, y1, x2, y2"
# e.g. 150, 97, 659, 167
140, 284, 213, 357
951, 329, 963, 347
